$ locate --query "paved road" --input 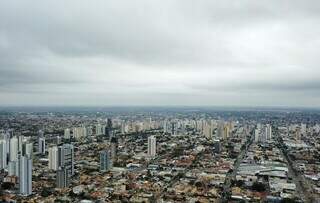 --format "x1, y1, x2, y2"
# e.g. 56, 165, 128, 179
221, 133, 254, 202
275, 132, 315, 203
